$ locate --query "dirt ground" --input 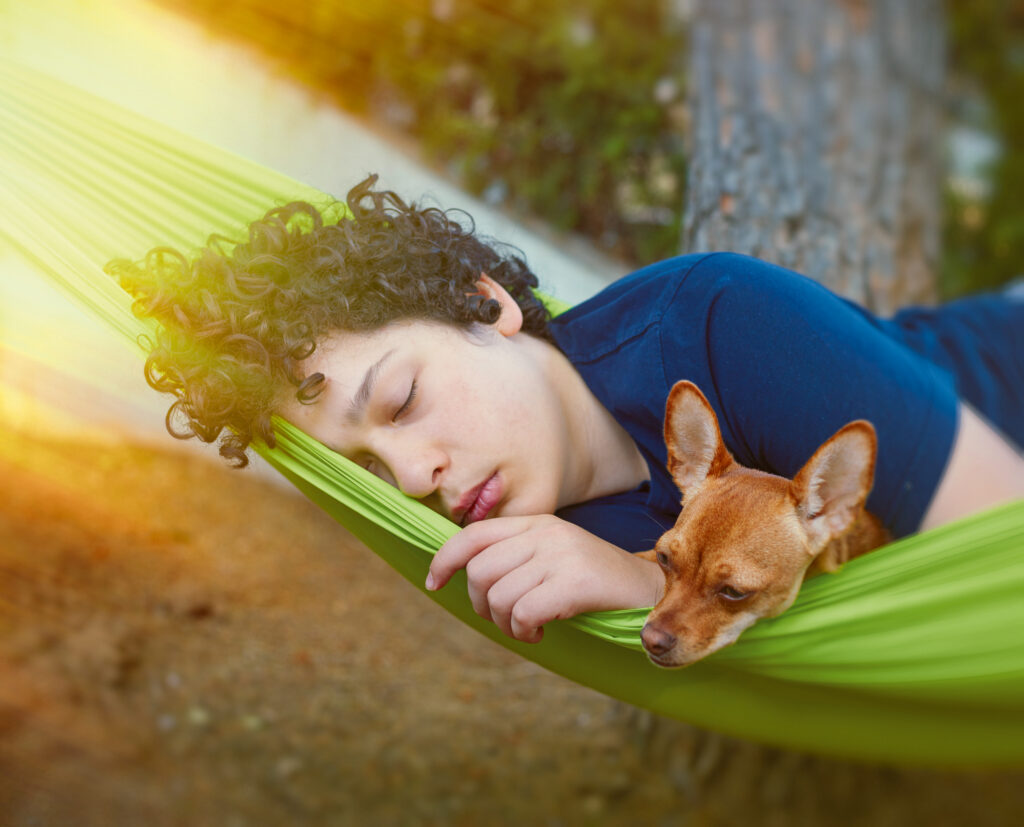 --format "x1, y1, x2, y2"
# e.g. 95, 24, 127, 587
2, 423, 1023, 827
